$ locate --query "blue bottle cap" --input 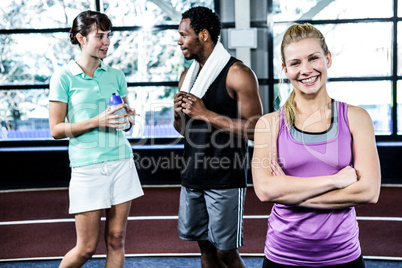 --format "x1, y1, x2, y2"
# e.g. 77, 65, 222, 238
109, 93, 123, 106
